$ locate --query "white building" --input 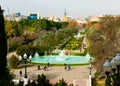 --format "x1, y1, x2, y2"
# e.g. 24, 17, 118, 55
75, 18, 87, 25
